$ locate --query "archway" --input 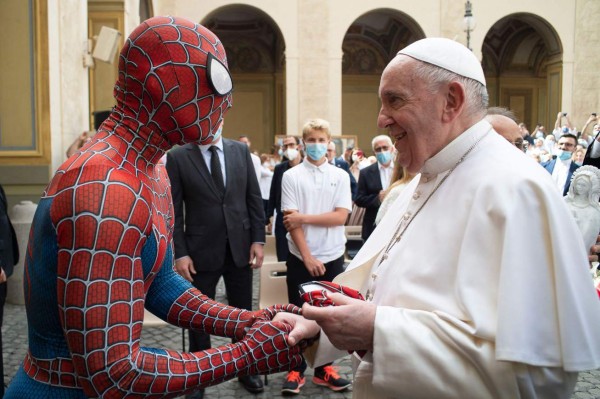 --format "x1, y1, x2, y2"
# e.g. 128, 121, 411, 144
341, 9, 425, 151
203, 6, 285, 154
482, 13, 563, 133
